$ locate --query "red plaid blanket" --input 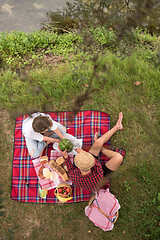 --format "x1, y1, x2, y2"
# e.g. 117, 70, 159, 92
11, 111, 125, 203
